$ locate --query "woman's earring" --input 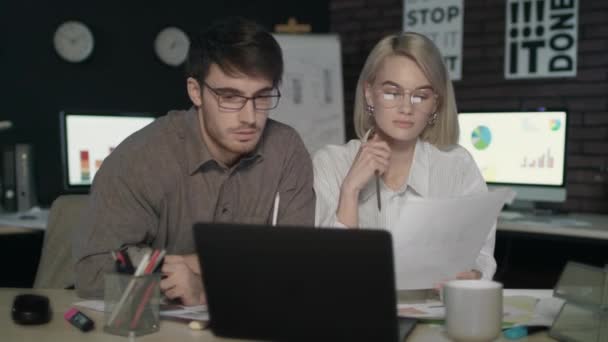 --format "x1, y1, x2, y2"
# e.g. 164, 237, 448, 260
427, 112, 438, 125
366, 104, 375, 116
